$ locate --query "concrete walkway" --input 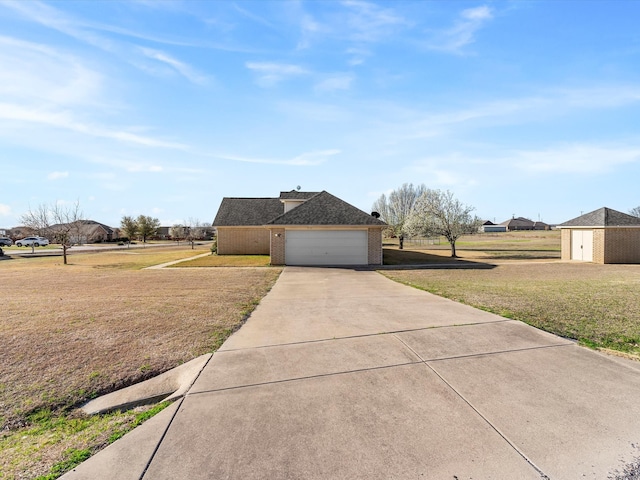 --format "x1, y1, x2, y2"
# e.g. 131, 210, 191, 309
64, 267, 640, 479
